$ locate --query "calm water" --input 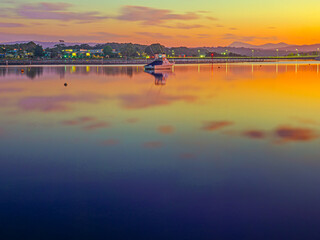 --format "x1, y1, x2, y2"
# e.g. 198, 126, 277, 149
1, 62, 320, 239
